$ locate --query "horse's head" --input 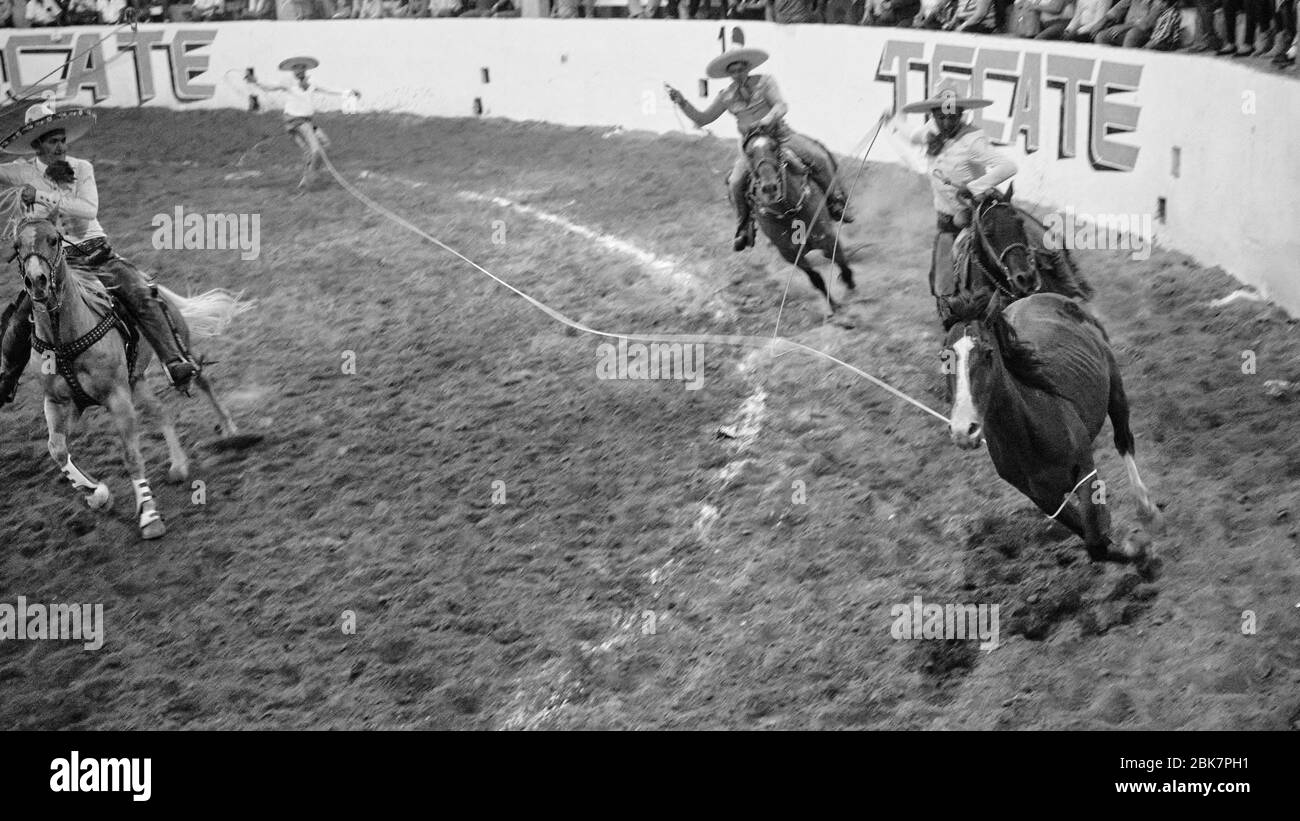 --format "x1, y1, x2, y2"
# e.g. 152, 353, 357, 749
968, 186, 1039, 298
743, 127, 787, 208
13, 217, 67, 312
943, 298, 1055, 450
